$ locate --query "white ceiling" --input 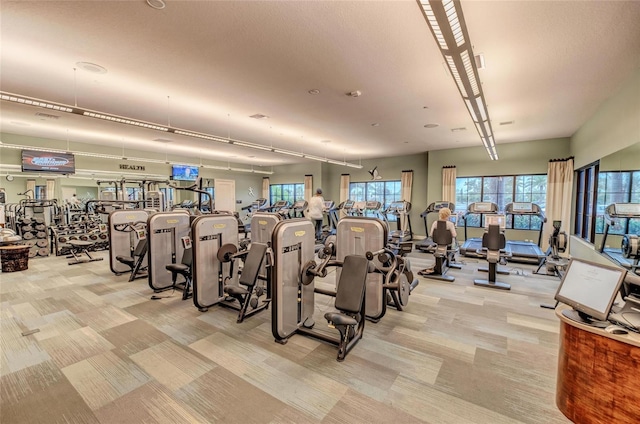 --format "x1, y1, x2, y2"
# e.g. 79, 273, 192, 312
1, 0, 639, 168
